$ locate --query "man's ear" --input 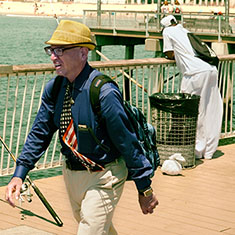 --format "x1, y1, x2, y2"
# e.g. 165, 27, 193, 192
164, 51, 175, 60
80, 47, 89, 60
